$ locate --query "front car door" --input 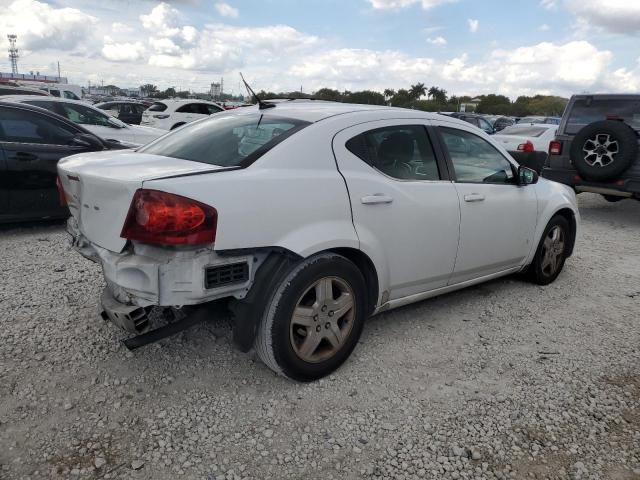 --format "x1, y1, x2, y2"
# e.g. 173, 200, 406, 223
434, 121, 538, 284
333, 120, 460, 302
0, 106, 83, 220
